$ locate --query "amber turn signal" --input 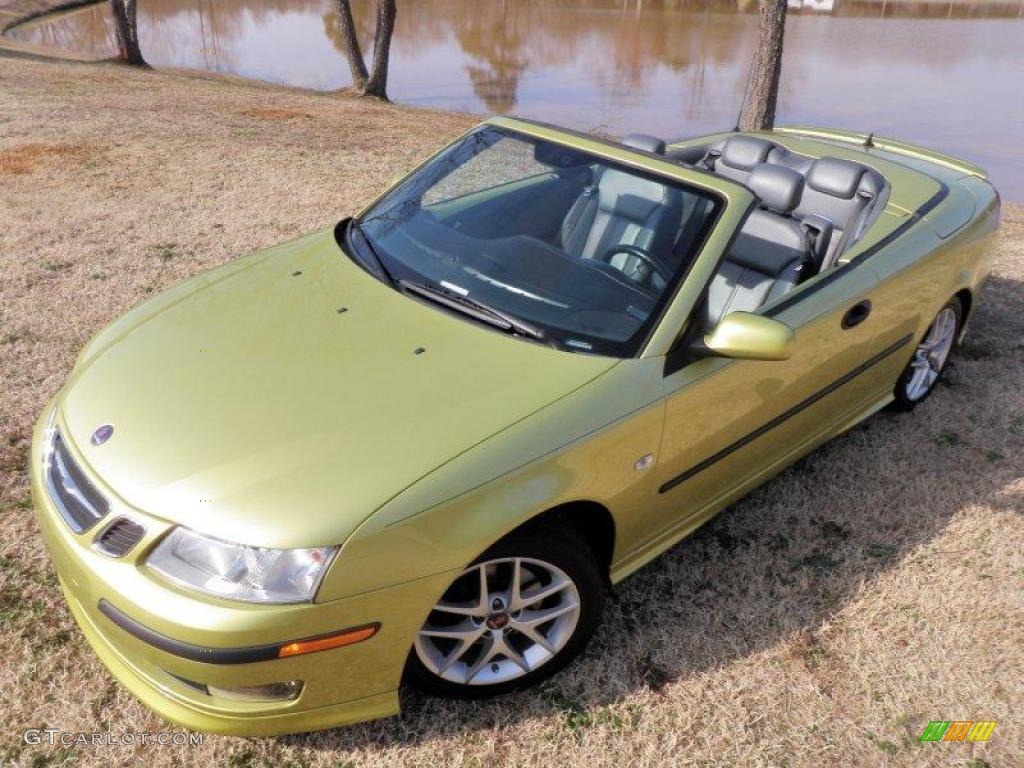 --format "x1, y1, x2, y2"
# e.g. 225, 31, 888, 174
277, 623, 379, 658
